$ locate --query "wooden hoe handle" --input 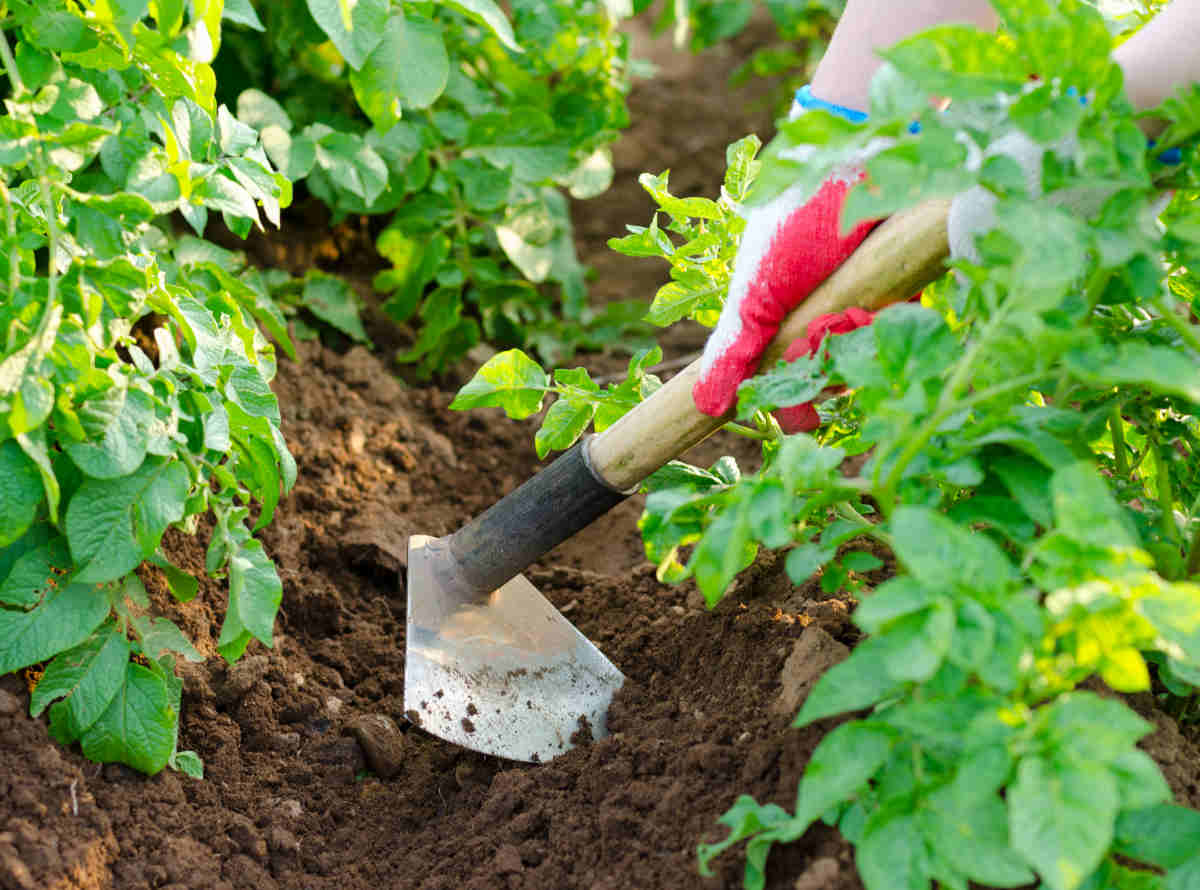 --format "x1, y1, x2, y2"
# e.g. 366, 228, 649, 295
443, 198, 951, 594
587, 197, 953, 491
